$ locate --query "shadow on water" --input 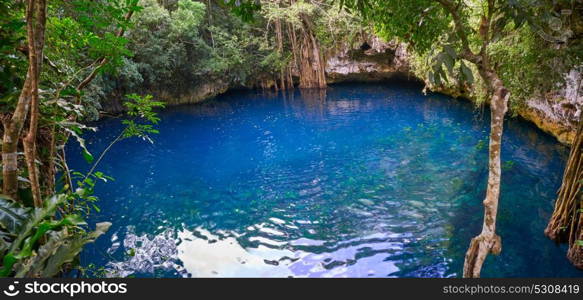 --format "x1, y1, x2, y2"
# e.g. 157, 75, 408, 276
69, 81, 581, 278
